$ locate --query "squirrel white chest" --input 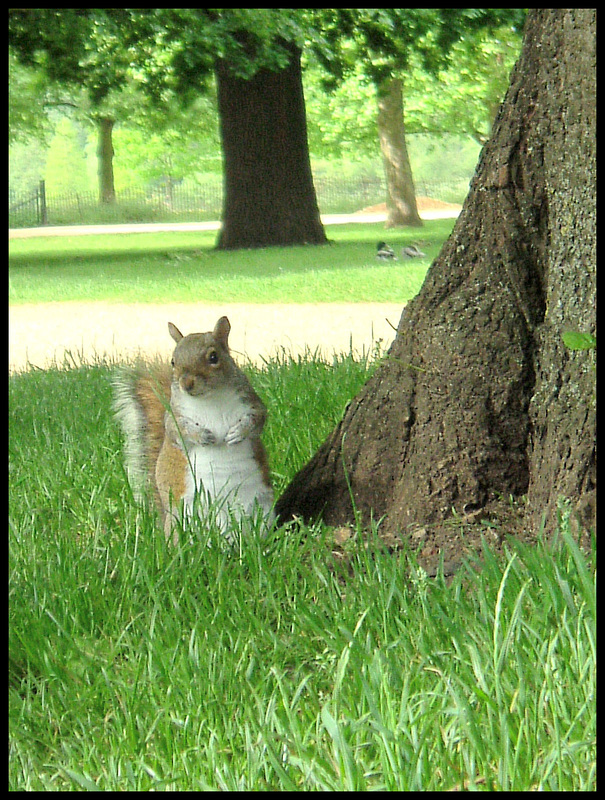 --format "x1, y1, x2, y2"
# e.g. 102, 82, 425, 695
175, 386, 247, 441
172, 389, 241, 440
172, 386, 273, 525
